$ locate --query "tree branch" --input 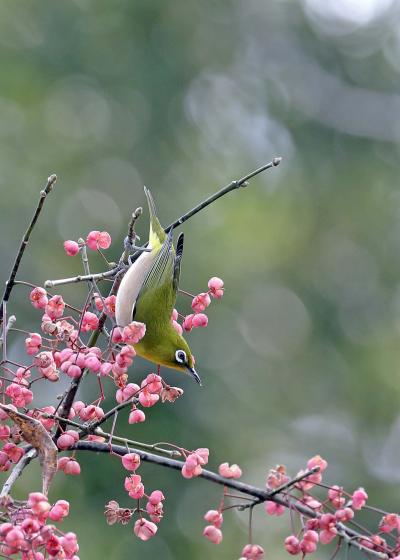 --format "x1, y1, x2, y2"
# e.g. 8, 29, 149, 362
0, 174, 57, 323
164, 157, 282, 233
74, 441, 388, 560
